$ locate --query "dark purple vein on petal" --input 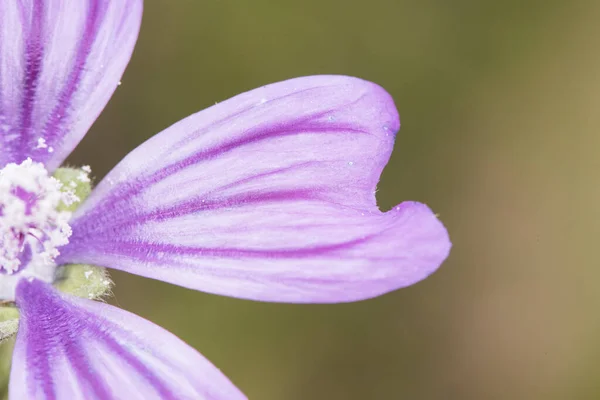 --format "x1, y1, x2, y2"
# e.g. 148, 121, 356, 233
162, 85, 344, 154
20, 281, 65, 399
68, 188, 326, 243
18, 279, 180, 399
139, 119, 365, 188
17, 1, 44, 160
85, 187, 325, 235
99, 333, 179, 399
81, 119, 366, 223
65, 299, 179, 399
75, 161, 325, 233
70, 303, 184, 399
78, 214, 403, 270
42, 0, 106, 151
63, 337, 113, 399
89, 233, 379, 262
